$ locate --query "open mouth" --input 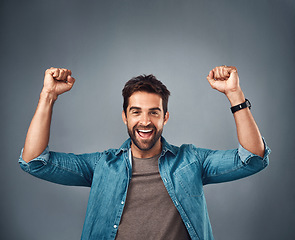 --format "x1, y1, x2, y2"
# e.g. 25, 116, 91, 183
136, 129, 154, 139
